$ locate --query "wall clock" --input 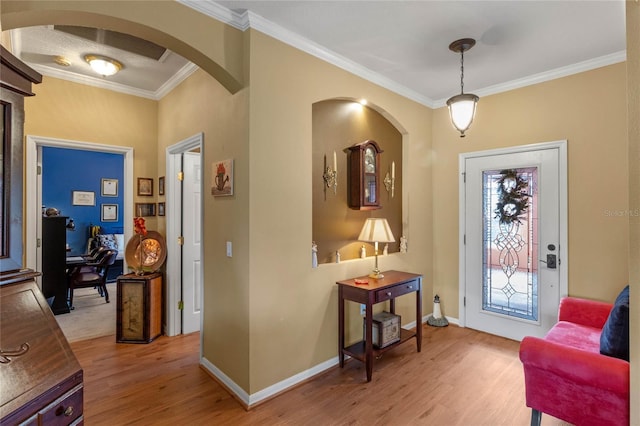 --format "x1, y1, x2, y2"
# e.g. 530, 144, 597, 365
348, 140, 383, 210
